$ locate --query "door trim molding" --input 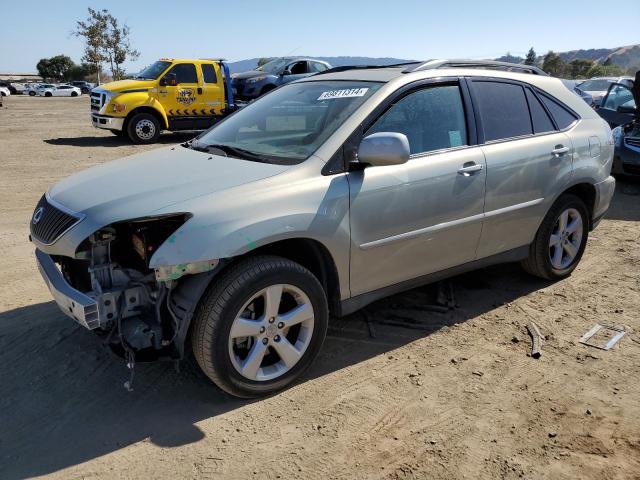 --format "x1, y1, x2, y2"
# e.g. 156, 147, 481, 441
359, 198, 543, 250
